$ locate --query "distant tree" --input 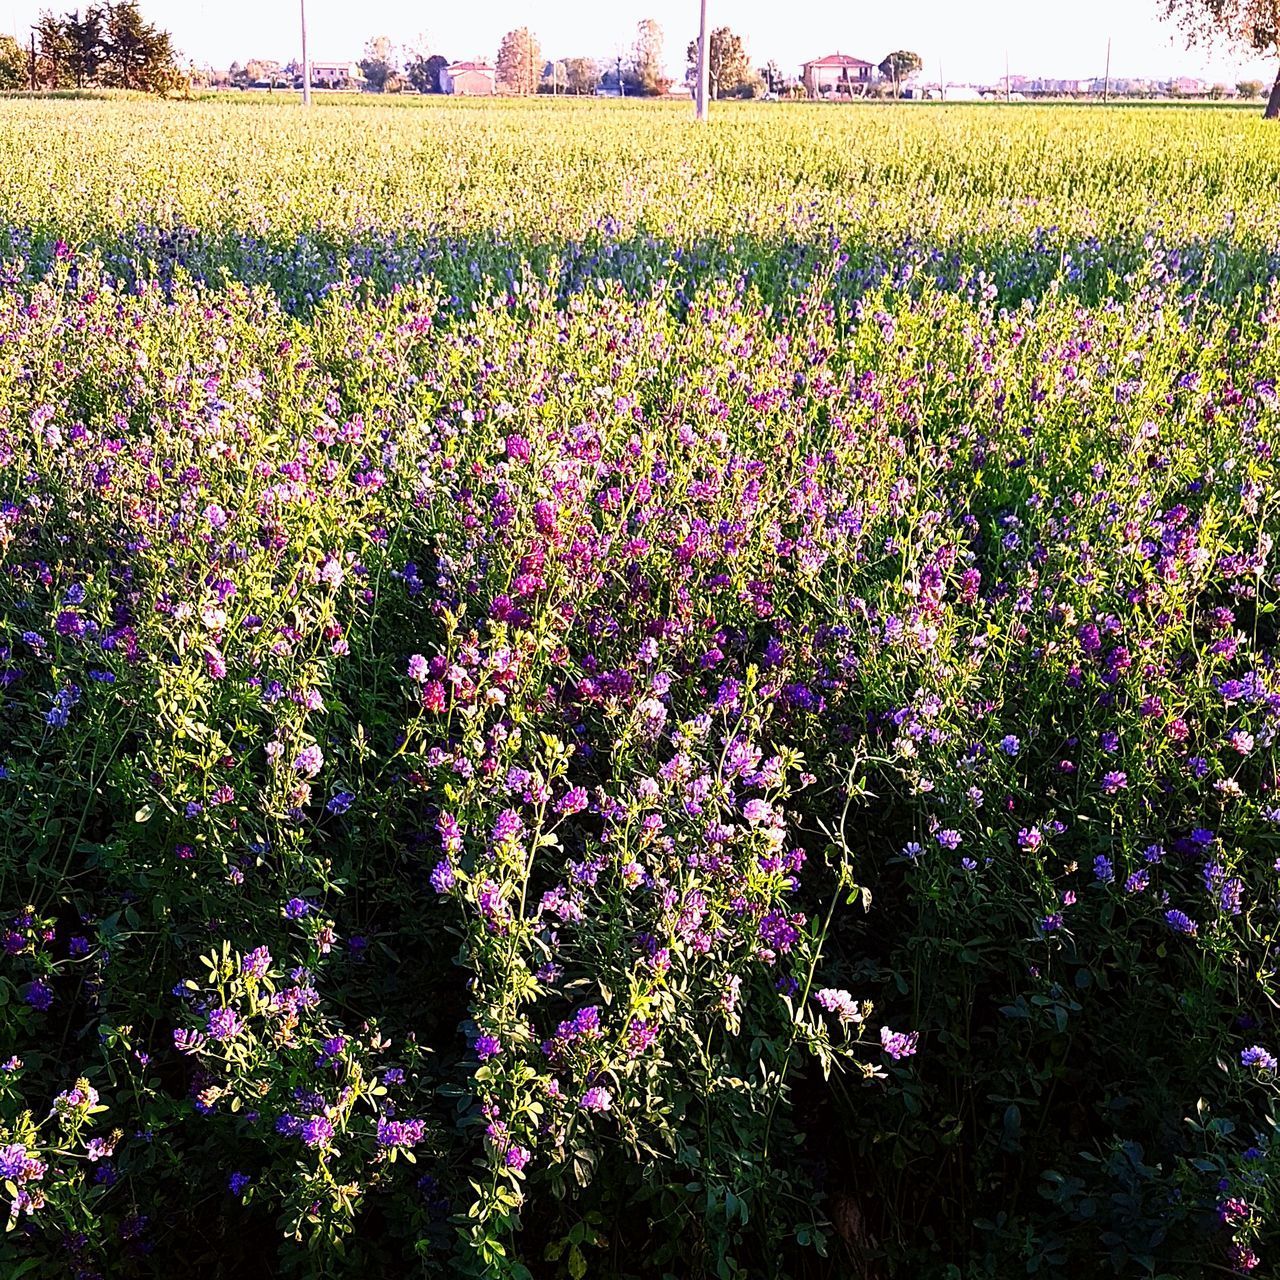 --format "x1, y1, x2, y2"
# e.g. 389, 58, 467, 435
424, 53, 449, 93
65, 7, 104, 87
879, 49, 923, 97
402, 34, 432, 93
360, 35, 397, 92
1160, 0, 1280, 116
684, 26, 751, 99
760, 59, 781, 92
99, 3, 176, 92
1238, 76, 1265, 95
496, 27, 540, 95
35, 12, 72, 87
629, 18, 665, 94
0, 33, 26, 89
405, 47, 444, 93
563, 55, 599, 95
